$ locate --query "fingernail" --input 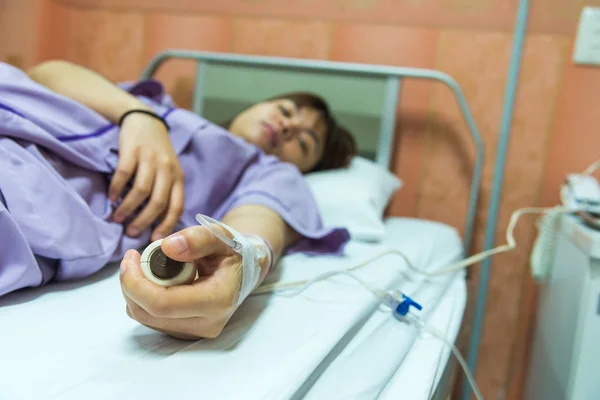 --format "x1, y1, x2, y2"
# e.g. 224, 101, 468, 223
120, 260, 127, 275
125, 250, 136, 260
128, 227, 139, 237
166, 234, 188, 254
114, 214, 125, 223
